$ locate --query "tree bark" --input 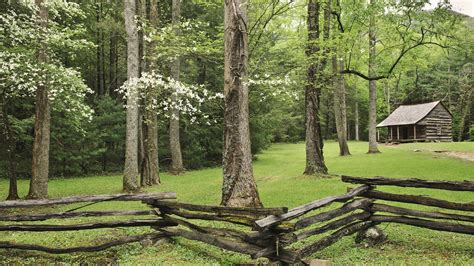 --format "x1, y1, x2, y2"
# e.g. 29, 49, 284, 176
109, 32, 117, 95
28, 0, 50, 199
332, 56, 350, 156
140, 0, 160, 186
221, 0, 262, 207
137, 0, 152, 186
0, 93, 19, 200
367, 0, 379, 153
148, 0, 160, 185
457, 66, 473, 141
169, 0, 184, 175
123, 0, 140, 192
304, 0, 328, 175
354, 86, 360, 141
137, 0, 146, 178
96, 0, 105, 95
